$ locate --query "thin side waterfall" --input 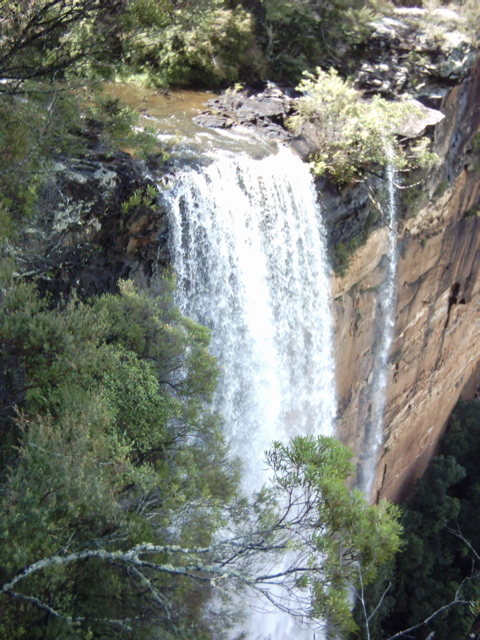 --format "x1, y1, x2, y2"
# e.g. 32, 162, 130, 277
163, 145, 337, 637
358, 161, 399, 498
